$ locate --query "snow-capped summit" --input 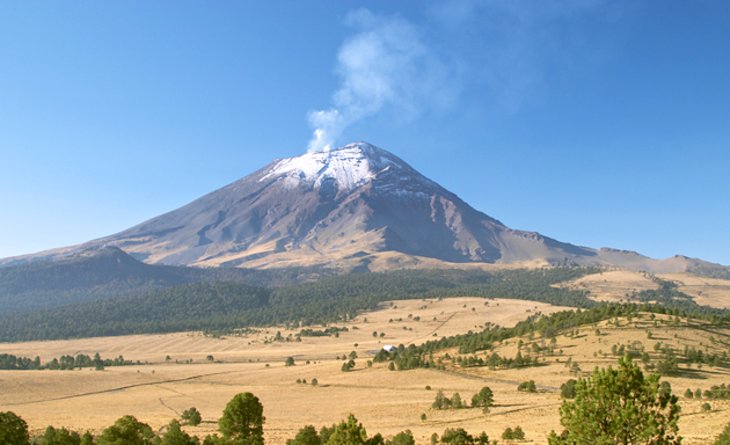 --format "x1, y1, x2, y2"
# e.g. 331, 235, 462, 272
259, 142, 415, 191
